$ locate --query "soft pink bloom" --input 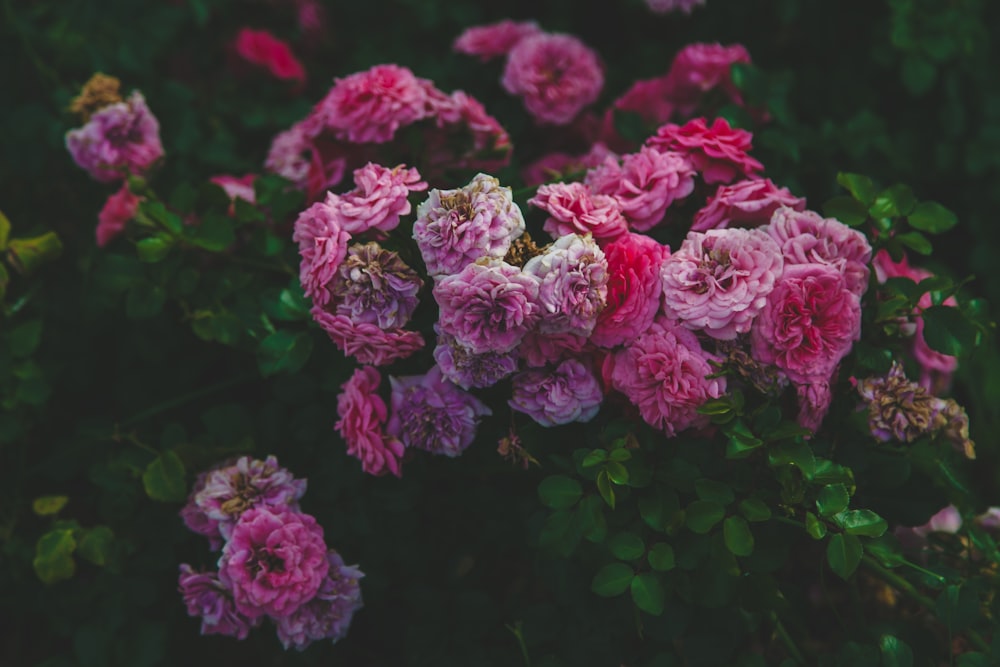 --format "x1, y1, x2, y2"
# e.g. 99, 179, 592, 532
647, 117, 763, 184
265, 124, 313, 189
691, 179, 806, 232
66, 91, 164, 182
321, 64, 431, 144
434, 260, 540, 355
311, 308, 425, 366
661, 228, 783, 340
293, 200, 350, 308
529, 182, 627, 241
611, 77, 675, 126
210, 174, 257, 205
750, 263, 861, 385
765, 207, 872, 298
663, 43, 751, 117
178, 565, 260, 639
335, 366, 405, 477
386, 366, 492, 457
509, 357, 603, 427
413, 173, 525, 276
219, 507, 329, 619
591, 232, 669, 348
96, 184, 139, 247
913, 505, 962, 537
233, 28, 306, 84
453, 20, 542, 62
521, 143, 616, 187
585, 147, 696, 231
602, 316, 726, 436
523, 234, 608, 336
502, 33, 604, 125
645, 0, 707, 14
275, 550, 364, 650
325, 163, 427, 234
